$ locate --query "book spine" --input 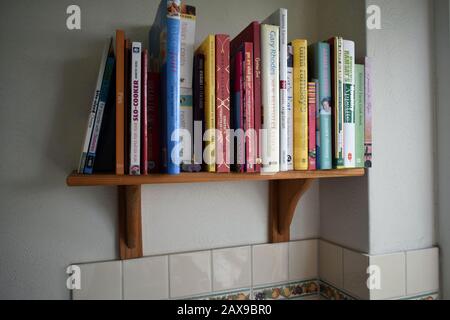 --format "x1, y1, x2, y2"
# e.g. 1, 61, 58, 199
147, 72, 160, 173
331, 37, 345, 168
343, 40, 355, 168
293, 39, 308, 171
279, 9, 288, 172
215, 35, 231, 173
180, 88, 193, 165
180, 5, 196, 89
355, 64, 365, 168
84, 56, 115, 174
141, 50, 149, 175
124, 39, 131, 174
314, 78, 321, 169
261, 24, 280, 173
115, 31, 125, 175
193, 54, 205, 166
364, 56, 373, 168
253, 25, 262, 173
308, 82, 317, 170
287, 45, 294, 171
244, 42, 255, 173
78, 38, 110, 173
232, 51, 245, 173
129, 42, 142, 175
165, 4, 182, 175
